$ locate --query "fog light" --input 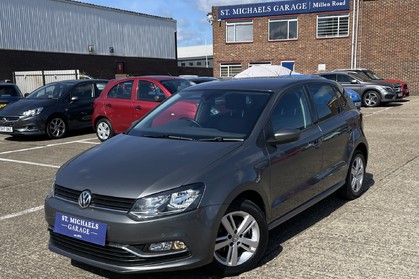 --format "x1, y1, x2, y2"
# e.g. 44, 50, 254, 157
148, 241, 188, 252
